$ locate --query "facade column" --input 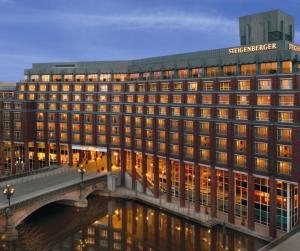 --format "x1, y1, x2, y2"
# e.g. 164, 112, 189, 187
68, 144, 73, 166
24, 143, 29, 172
247, 174, 254, 230
142, 153, 147, 193
11, 146, 16, 174
194, 164, 200, 212
179, 161, 185, 207
131, 151, 136, 190
269, 176, 277, 238
33, 142, 38, 169
120, 149, 126, 186
153, 155, 159, 198
106, 149, 111, 172
166, 158, 172, 202
228, 169, 235, 224
56, 144, 61, 165
211, 167, 217, 217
